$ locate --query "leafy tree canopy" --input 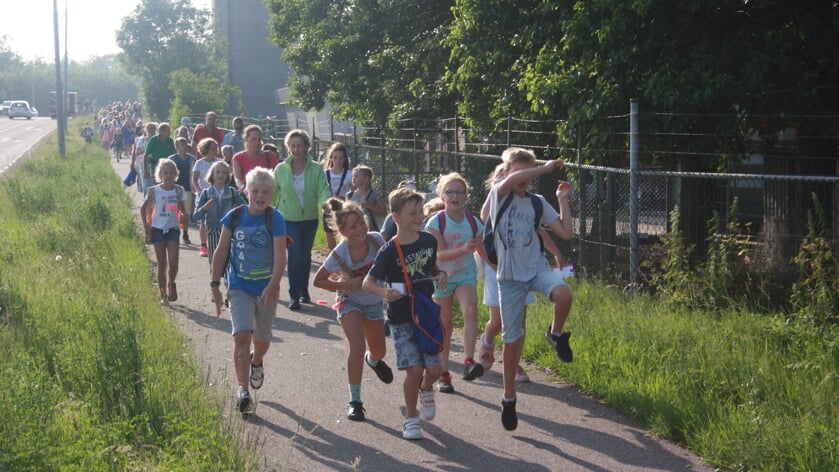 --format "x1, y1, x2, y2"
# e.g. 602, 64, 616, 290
117, 0, 228, 120
265, 0, 457, 127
